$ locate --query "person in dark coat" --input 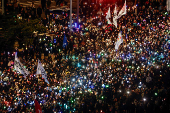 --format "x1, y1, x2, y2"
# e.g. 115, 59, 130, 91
41, 0, 46, 11
37, 5, 42, 18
